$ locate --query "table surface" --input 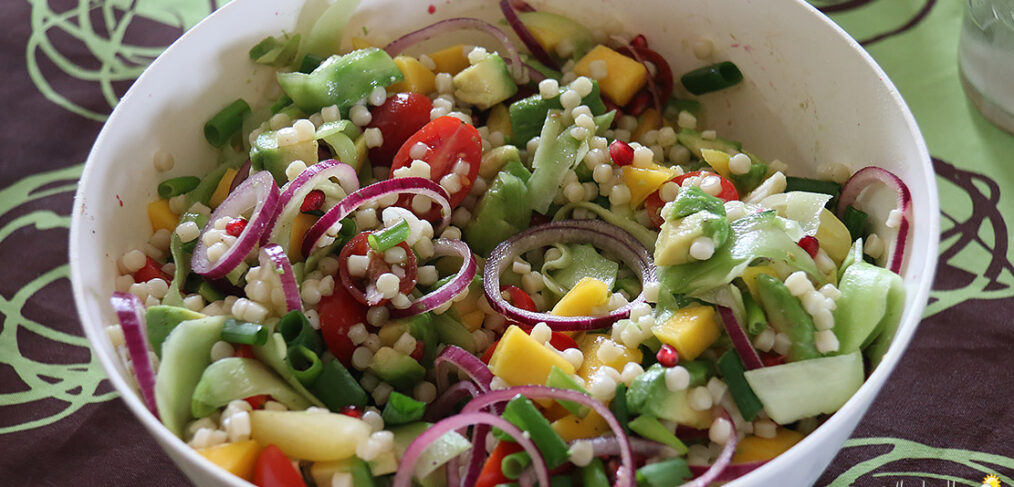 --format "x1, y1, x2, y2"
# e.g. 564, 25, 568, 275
2, 0, 1012, 485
